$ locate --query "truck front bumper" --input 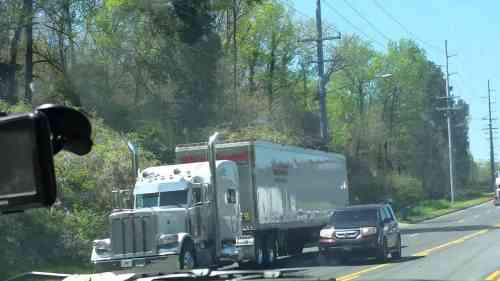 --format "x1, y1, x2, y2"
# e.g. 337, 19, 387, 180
93, 254, 179, 274
236, 235, 256, 262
